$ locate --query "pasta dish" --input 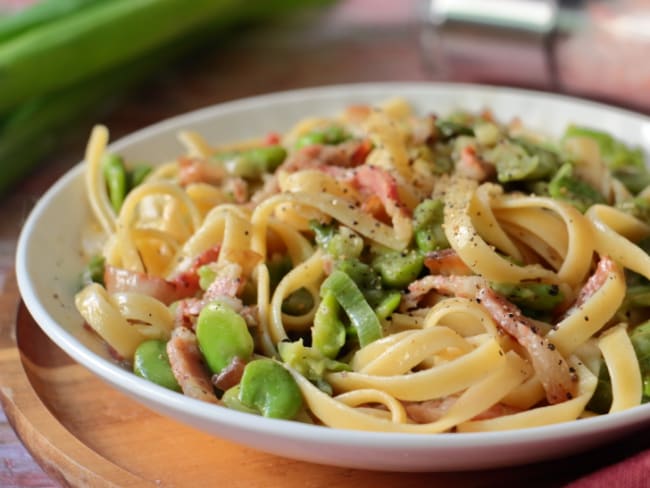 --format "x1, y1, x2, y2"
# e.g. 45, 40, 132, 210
74, 98, 650, 433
